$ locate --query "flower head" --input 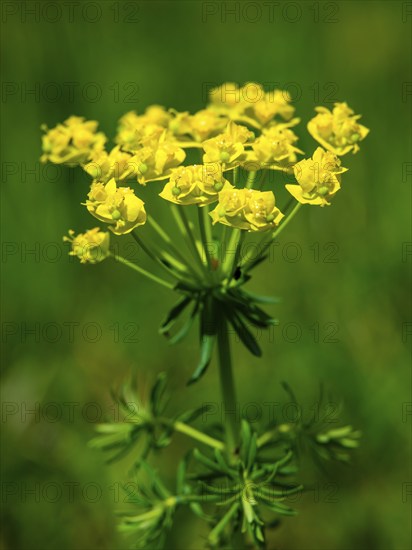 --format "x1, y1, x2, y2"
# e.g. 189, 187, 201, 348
210, 186, 284, 231
85, 178, 147, 234
285, 147, 348, 206
187, 109, 227, 142
248, 120, 303, 171
130, 131, 186, 184
208, 83, 295, 129
83, 145, 137, 183
308, 102, 369, 155
208, 82, 245, 118
41, 116, 106, 166
115, 110, 166, 151
202, 121, 254, 170
159, 163, 230, 206
63, 228, 110, 263
237, 83, 295, 128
